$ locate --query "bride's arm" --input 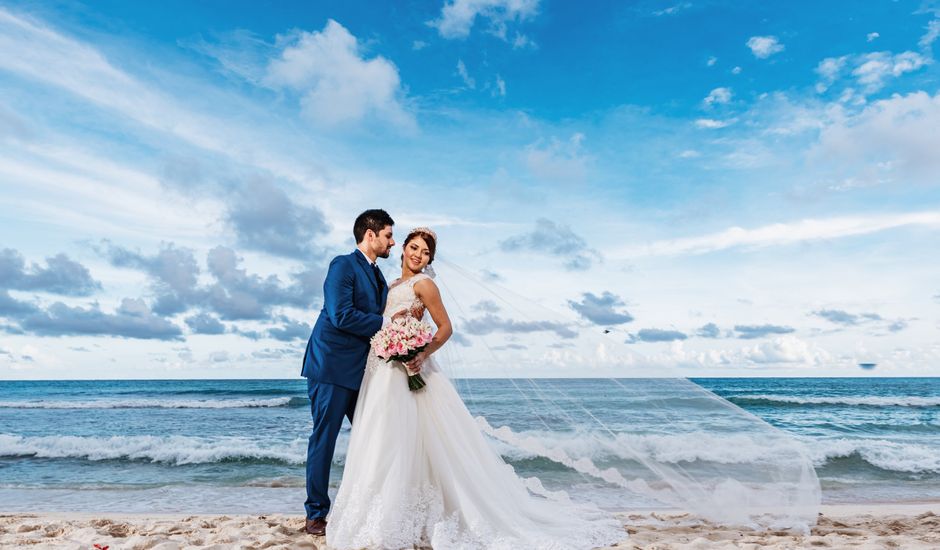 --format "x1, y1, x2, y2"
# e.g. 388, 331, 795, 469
408, 278, 452, 369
